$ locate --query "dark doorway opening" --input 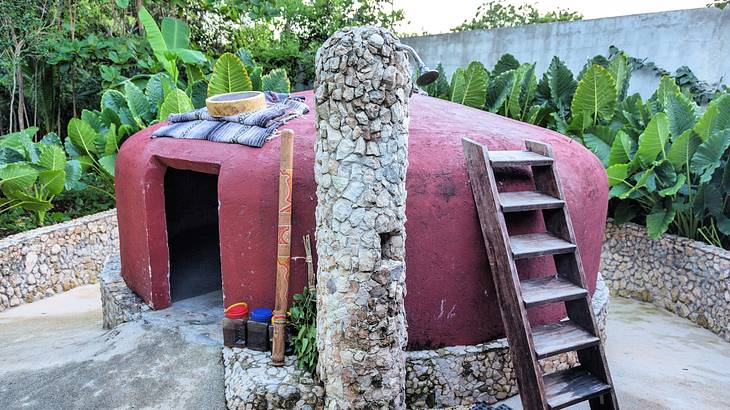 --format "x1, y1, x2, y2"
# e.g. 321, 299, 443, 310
164, 168, 222, 302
